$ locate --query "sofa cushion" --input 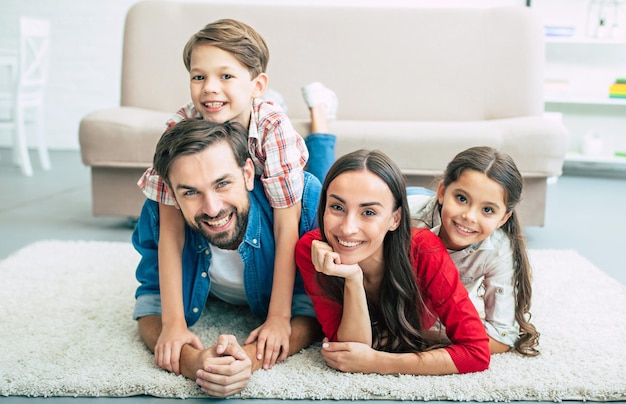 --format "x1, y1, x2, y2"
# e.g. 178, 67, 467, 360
293, 116, 568, 178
